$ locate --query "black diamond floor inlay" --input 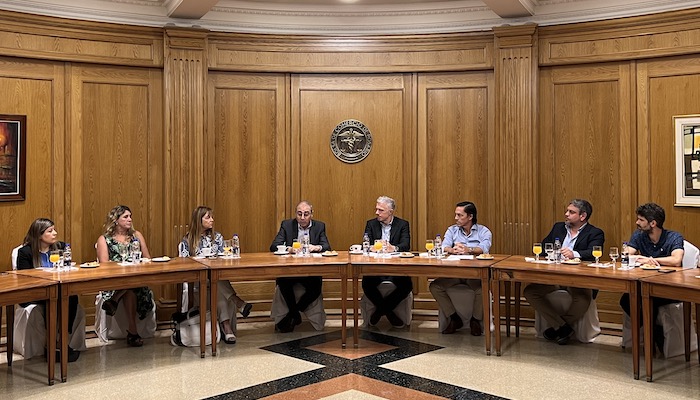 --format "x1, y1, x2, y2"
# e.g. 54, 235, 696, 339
204, 329, 510, 400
